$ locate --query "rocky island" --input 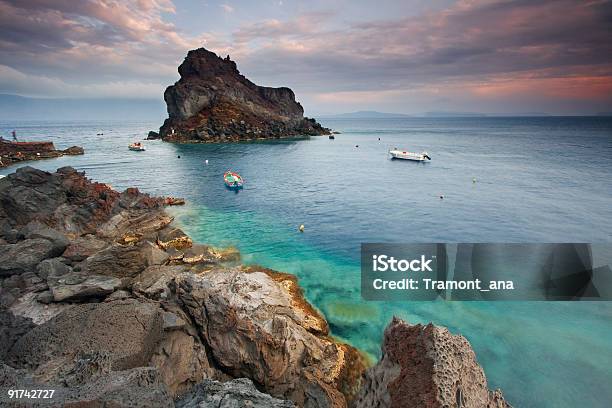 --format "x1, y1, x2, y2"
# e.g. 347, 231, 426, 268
0, 166, 510, 407
0, 140, 83, 168
148, 48, 330, 143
